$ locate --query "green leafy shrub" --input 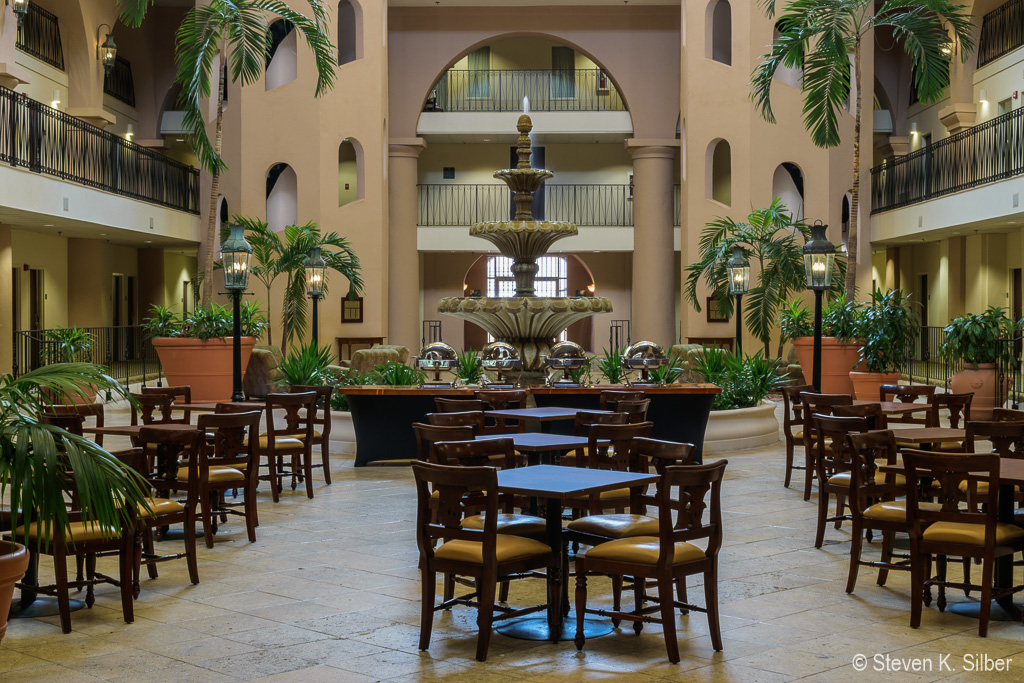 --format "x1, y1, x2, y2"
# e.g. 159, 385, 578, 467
691, 348, 787, 411
778, 300, 813, 343
43, 327, 95, 364
325, 370, 373, 411
143, 302, 269, 340
276, 341, 336, 388
857, 289, 920, 373
454, 349, 482, 384
371, 361, 425, 386
596, 346, 625, 384
645, 353, 687, 385
939, 306, 1020, 369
